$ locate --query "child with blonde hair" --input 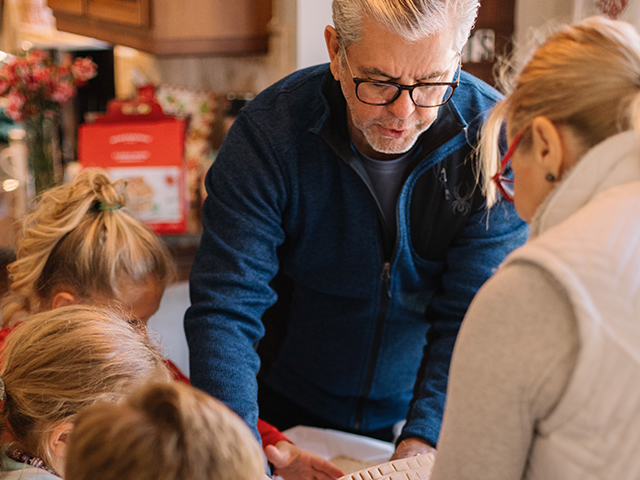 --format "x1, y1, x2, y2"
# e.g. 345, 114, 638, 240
66, 381, 264, 480
0, 305, 168, 479
1, 169, 173, 327
0, 169, 341, 480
